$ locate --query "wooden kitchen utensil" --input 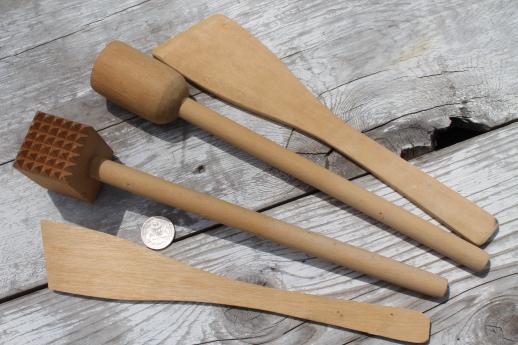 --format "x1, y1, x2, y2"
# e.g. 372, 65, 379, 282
41, 219, 430, 343
14, 112, 447, 297
153, 14, 498, 246
91, 40, 488, 272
